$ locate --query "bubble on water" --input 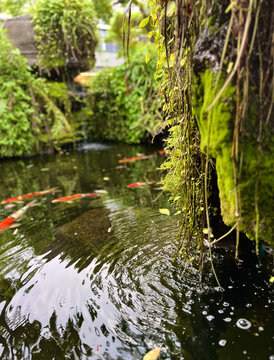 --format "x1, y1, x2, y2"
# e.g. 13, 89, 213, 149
206, 315, 214, 322
224, 317, 232, 322
236, 318, 252, 330
243, 350, 247, 355
202, 311, 207, 315
219, 339, 227, 347
218, 309, 224, 314
258, 326, 264, 332
246, 303, 252, 308
269, 355, 274, 360
223, 302, 229, 307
